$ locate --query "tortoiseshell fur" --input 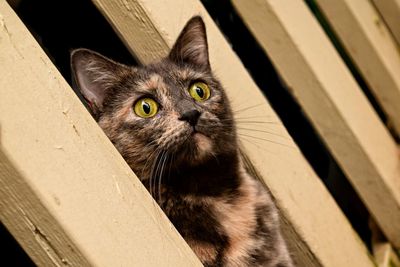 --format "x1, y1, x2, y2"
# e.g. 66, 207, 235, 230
71, 16, 293, 267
